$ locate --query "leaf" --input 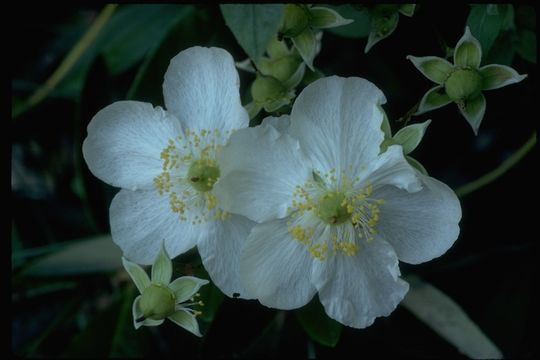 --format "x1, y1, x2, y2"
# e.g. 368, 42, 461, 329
325, 5, 371, 38
220, 4, 285, 61
24, 235, 122, 277
296, 296, 342, 347
516, 29, 536, 63
484, 30, 516, 66
467, 5, 509, 56
402, 275, 503, 359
